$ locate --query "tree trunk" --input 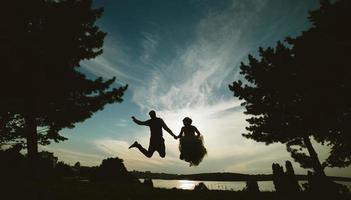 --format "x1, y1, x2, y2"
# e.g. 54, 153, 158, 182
25, 114, 38, 177
302, 136, 326, 177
